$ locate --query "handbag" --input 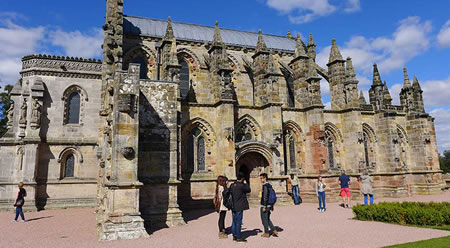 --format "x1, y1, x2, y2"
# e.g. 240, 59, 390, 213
14, 199, 24, 207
